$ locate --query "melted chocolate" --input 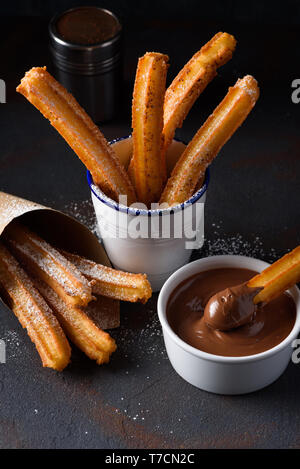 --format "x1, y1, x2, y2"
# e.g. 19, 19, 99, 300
167, 268, 296, 357
204, 282, 262, 330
